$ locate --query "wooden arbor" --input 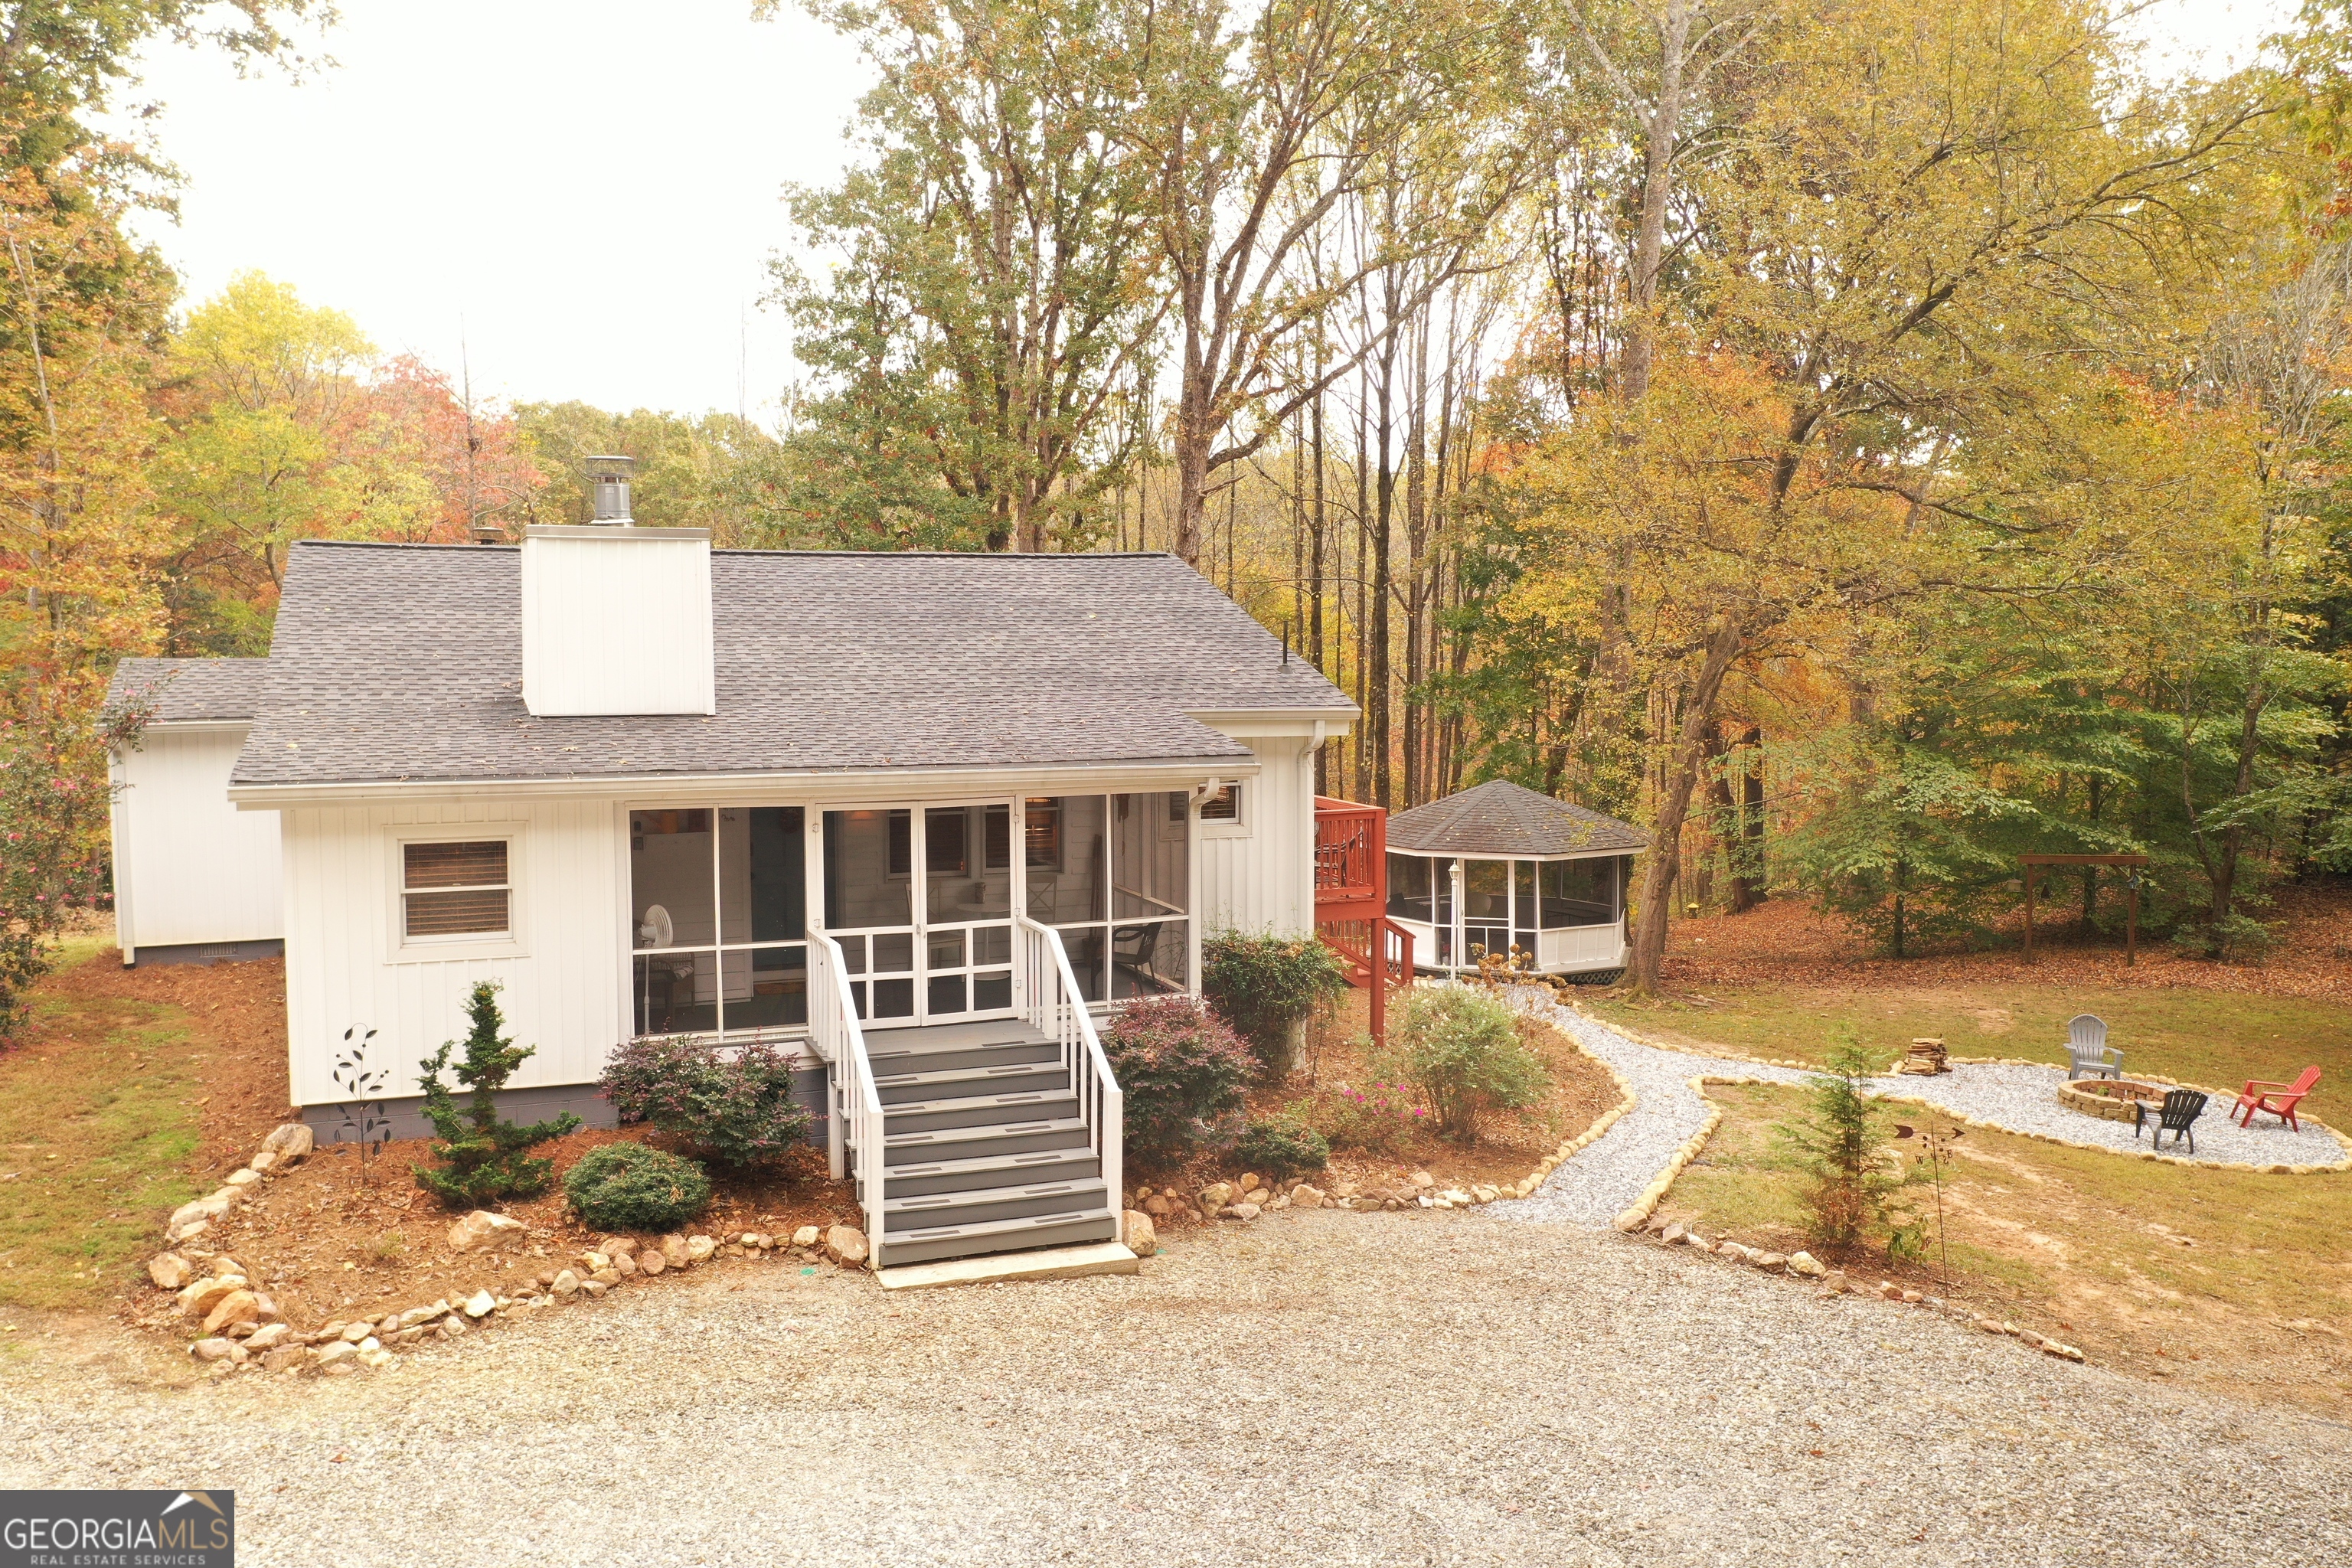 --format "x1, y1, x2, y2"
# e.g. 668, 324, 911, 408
2020, 853, 2149, 964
